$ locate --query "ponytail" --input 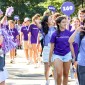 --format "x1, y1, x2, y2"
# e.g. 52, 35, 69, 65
41, 16, 49, 35
57, 24, 61, 37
